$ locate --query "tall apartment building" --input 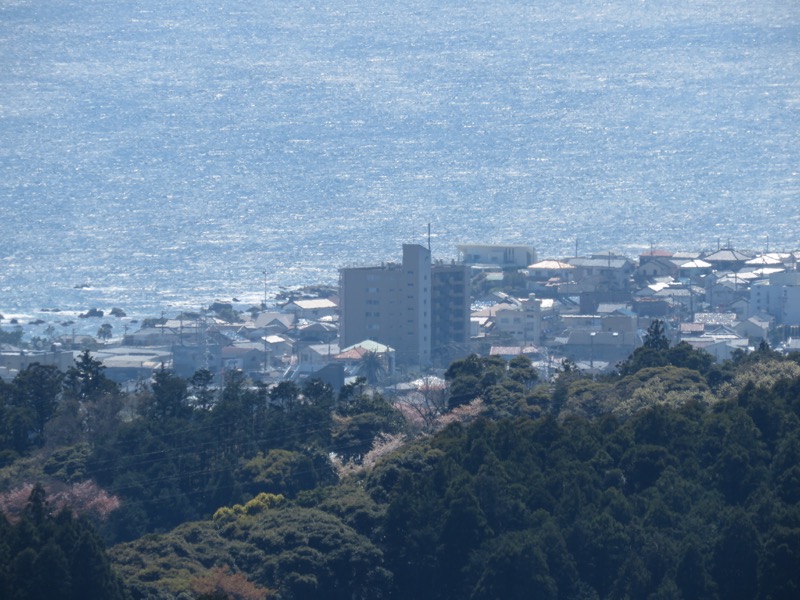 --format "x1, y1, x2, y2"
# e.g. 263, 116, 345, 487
431, 260, 471, 367
339, 245, 471, 368
339, 244, 432, 367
